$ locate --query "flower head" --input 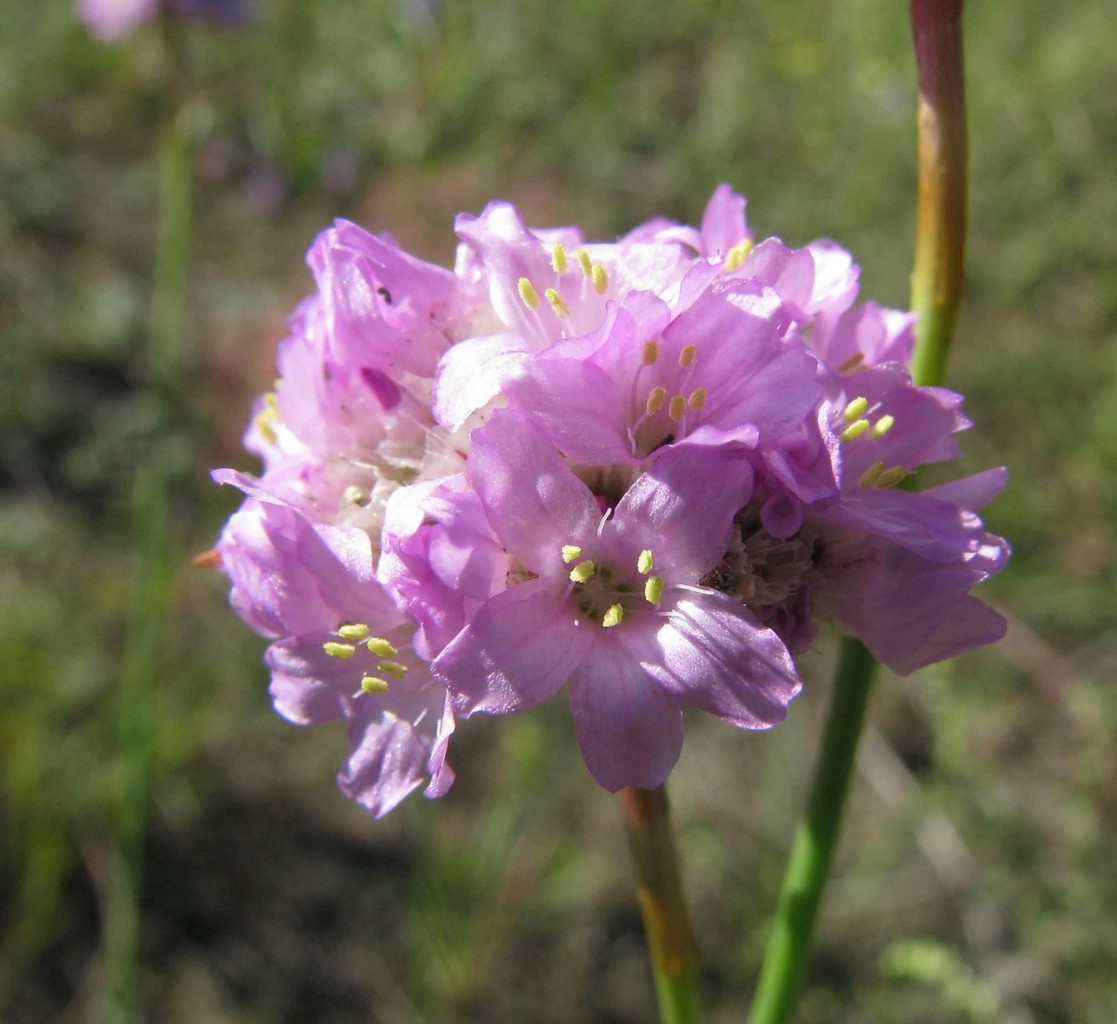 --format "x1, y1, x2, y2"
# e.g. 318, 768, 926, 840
214, 183, 1008, 811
